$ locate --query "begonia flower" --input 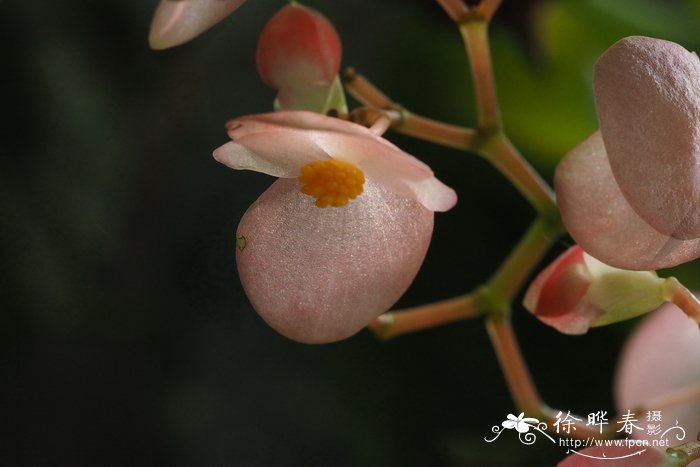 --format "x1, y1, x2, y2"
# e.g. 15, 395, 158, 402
555, 36, 700, 270
256, 3, 344, 113
615, 302, 700, 453
149, 0, 245, 50
213, 111, 457, 343
523, 245, 667, 334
